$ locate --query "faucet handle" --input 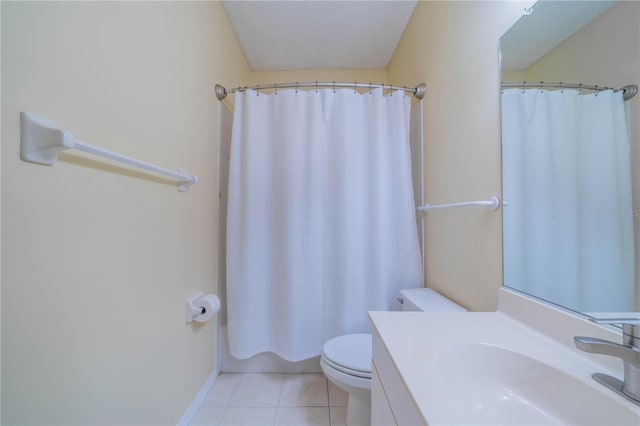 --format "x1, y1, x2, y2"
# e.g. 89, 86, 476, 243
589, 318, 640, 342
